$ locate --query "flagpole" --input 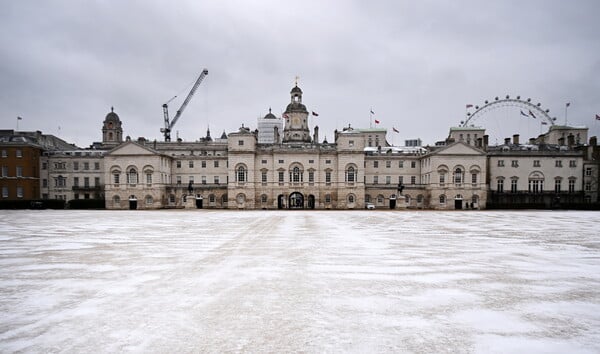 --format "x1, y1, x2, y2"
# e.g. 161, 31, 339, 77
565, 103, 570, 126
369, 108, 373, 128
